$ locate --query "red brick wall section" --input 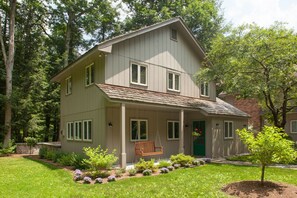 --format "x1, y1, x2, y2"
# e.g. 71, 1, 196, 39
222, 95, 262, 131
